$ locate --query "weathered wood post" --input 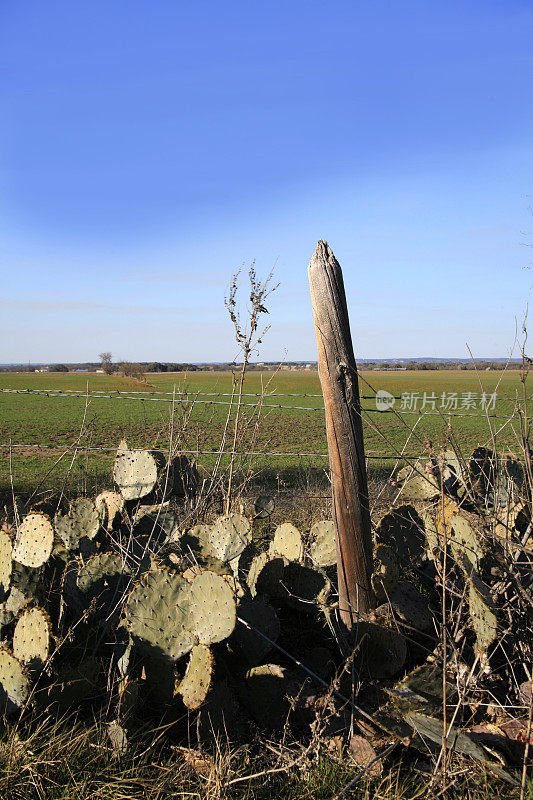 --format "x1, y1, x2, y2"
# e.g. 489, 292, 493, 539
308, 240, 374, 627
